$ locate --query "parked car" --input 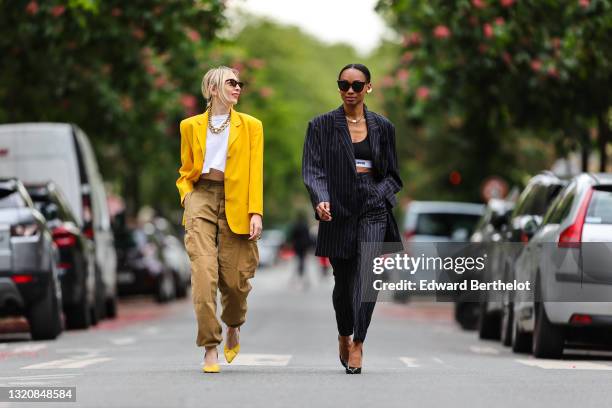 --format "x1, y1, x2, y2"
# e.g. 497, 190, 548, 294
393, 201, 485, 305
151, 217, 190, 298
465, 198, 515, 336
26, 182, 97, 329
114, 223, 178, 303
0, 123, 118, 318
0, 178, 63, 340
512, 173, 612, 358
492, 172, 567, 348
402, 201, 485, 243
